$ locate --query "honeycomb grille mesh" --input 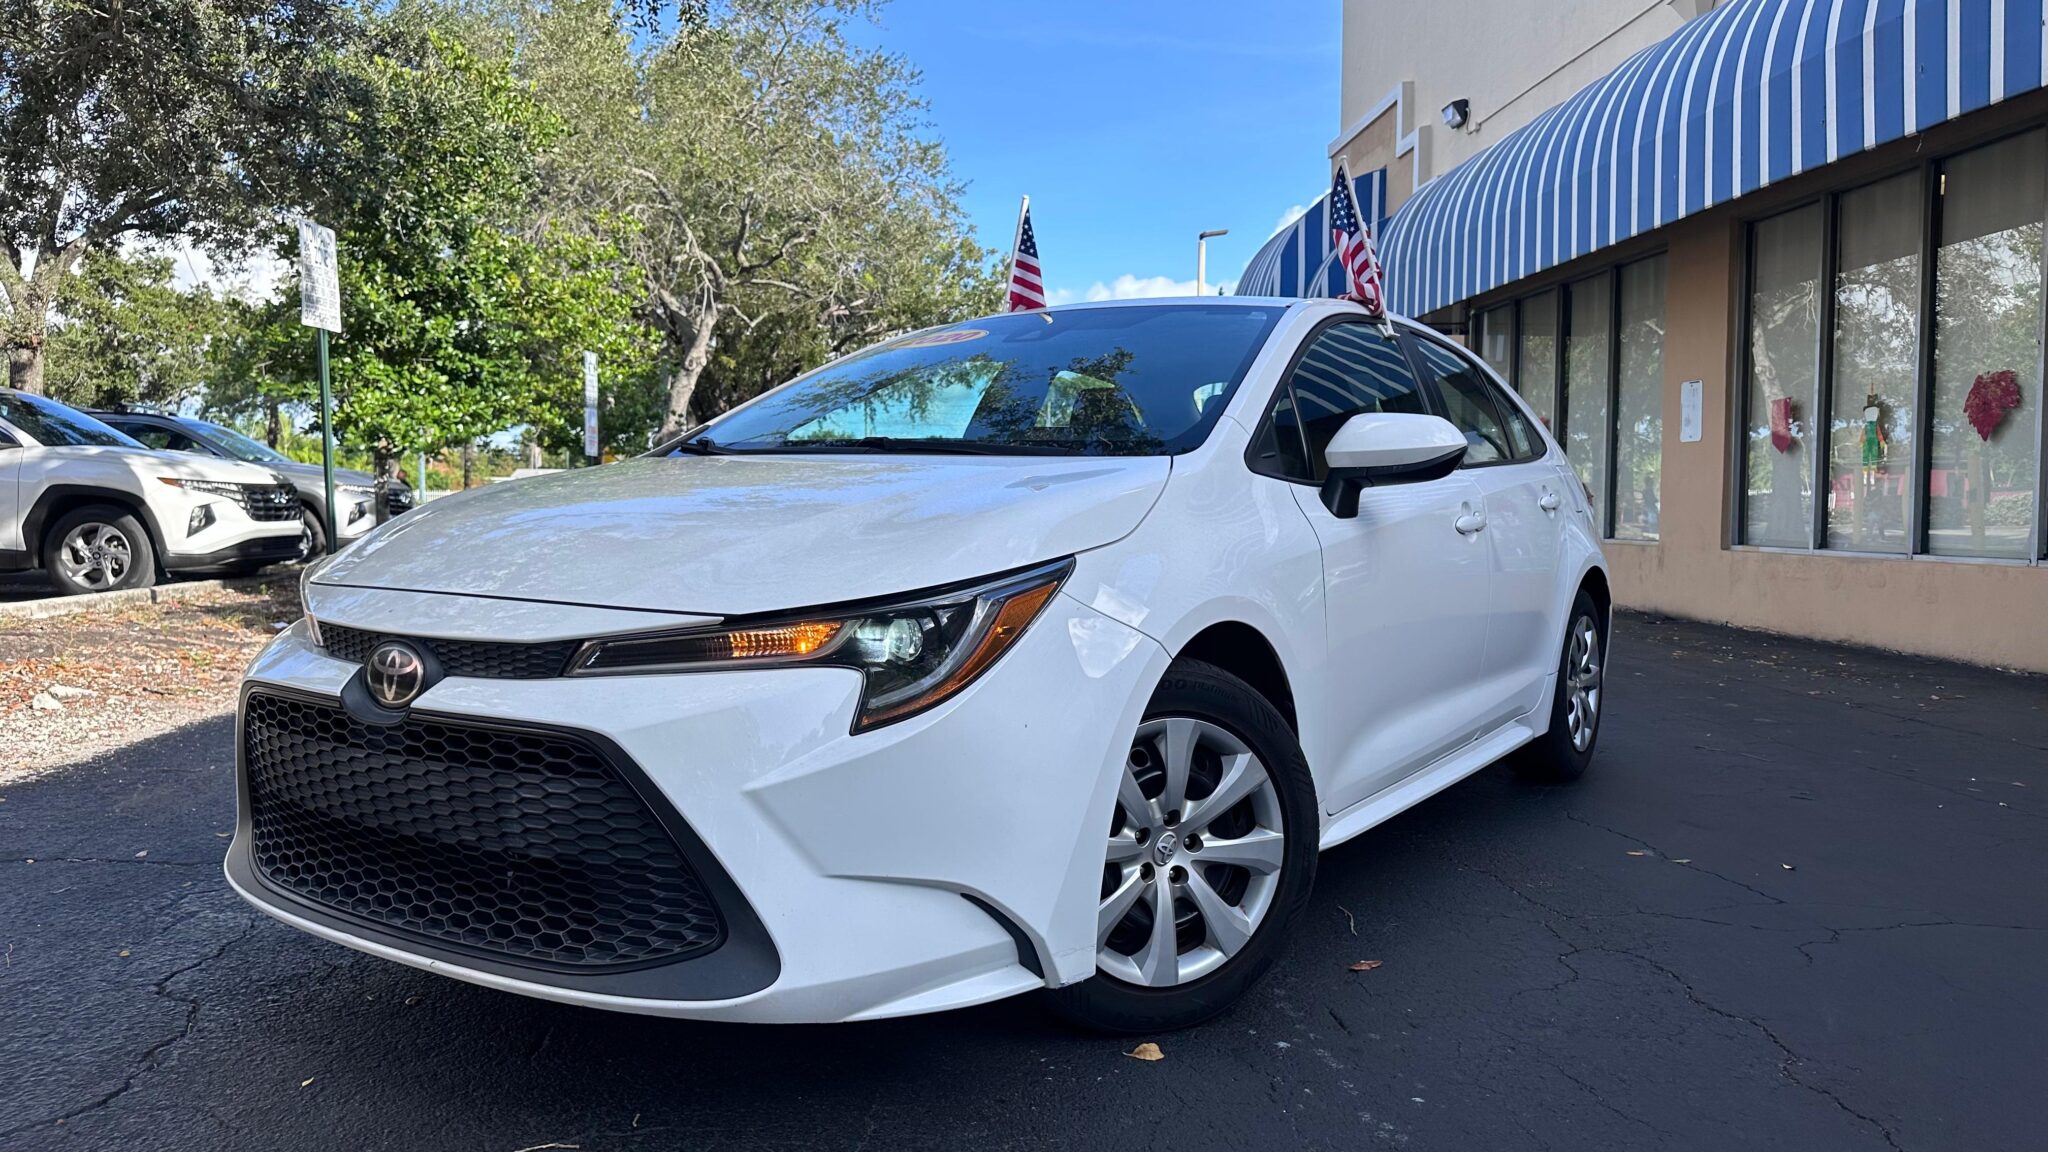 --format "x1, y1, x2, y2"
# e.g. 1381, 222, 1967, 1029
243, 692, 724, 968
318, 624, 577, 679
